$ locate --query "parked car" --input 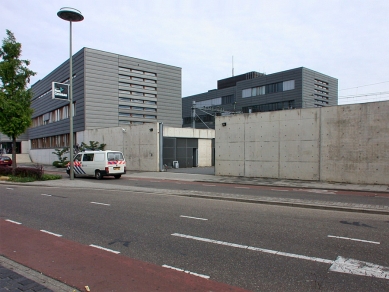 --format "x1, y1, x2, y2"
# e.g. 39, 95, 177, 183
0, 156, 12, 166
66, 150, 126, 179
